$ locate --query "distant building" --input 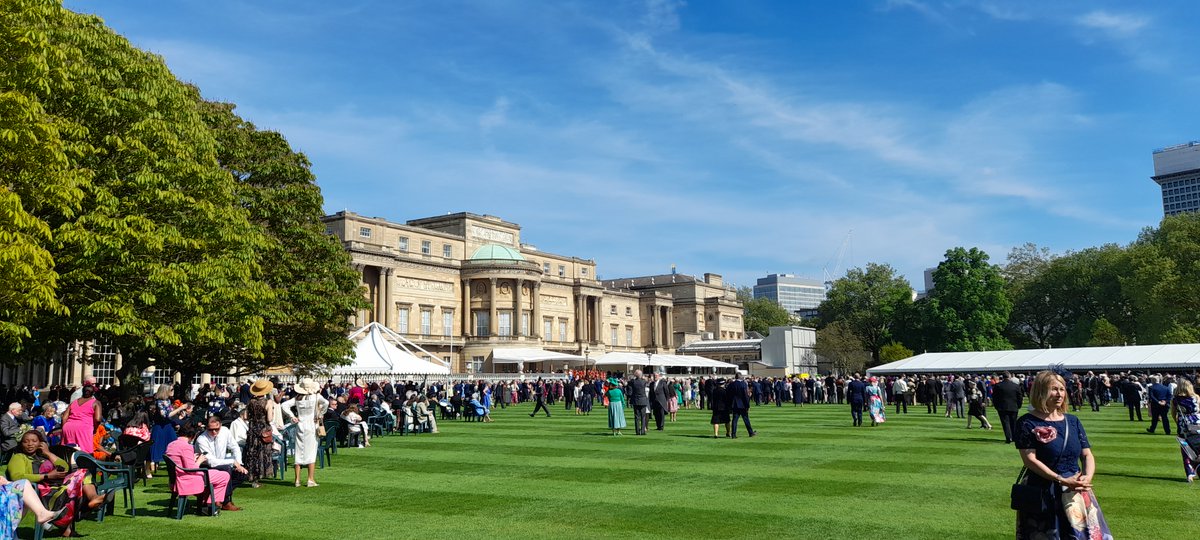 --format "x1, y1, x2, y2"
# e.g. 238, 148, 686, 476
752, 274, 825, 318
1152, 141, 1200, 216
676, 326, 817, 376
